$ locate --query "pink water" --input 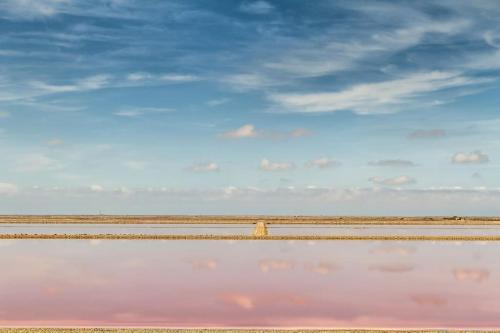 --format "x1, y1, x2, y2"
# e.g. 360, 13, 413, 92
1, 239, 499, 328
